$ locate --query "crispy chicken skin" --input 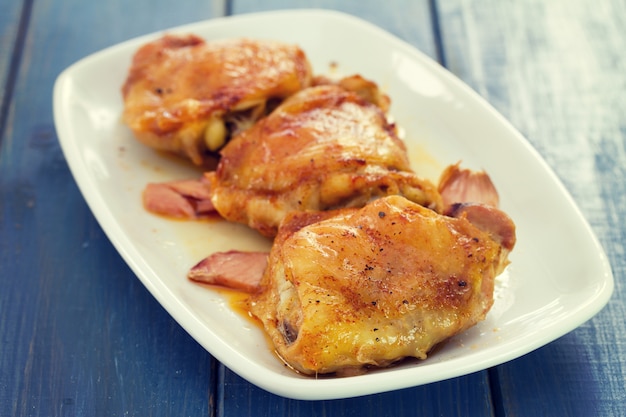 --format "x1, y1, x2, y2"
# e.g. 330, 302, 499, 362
122, 34, 313, 165
249, 195, 514, 375
207, 84, 442, 237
